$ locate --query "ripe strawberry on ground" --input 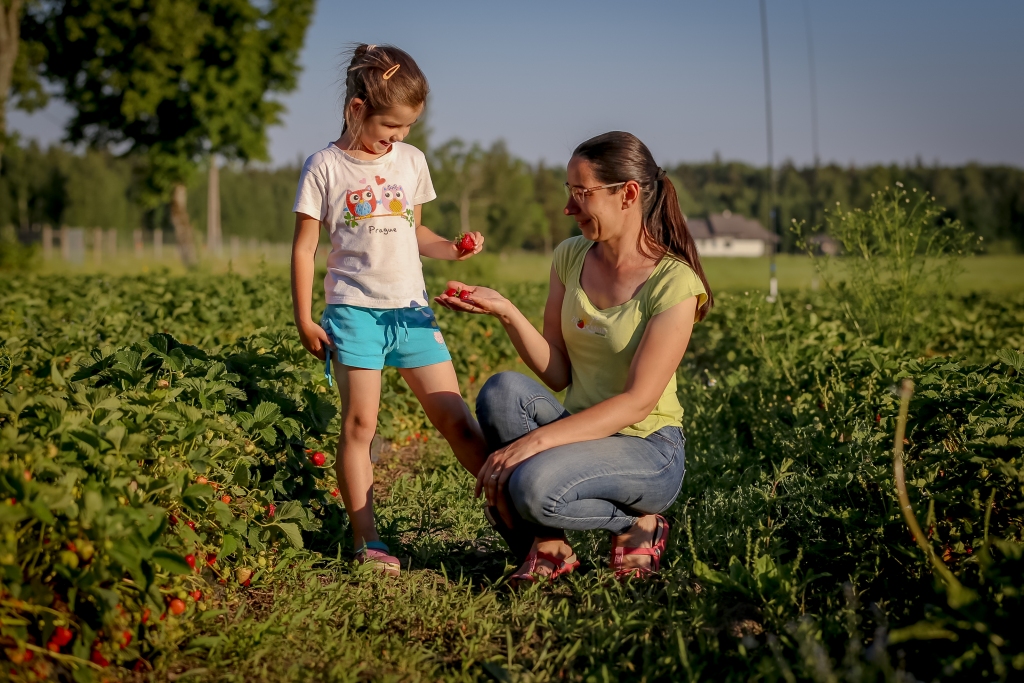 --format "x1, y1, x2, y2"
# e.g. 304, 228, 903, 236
185, 554, 196, 571
221, 495, 231, 504
169, 599, 186, 616
456, 233, 476, 252
190, 590, 202, 601
311, 451, 326, 467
